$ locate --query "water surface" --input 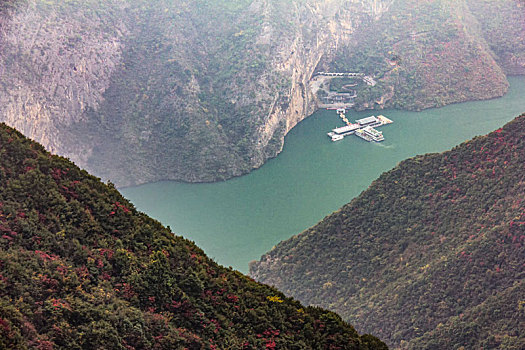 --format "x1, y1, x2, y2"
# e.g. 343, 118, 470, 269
122, 76, 525, 273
